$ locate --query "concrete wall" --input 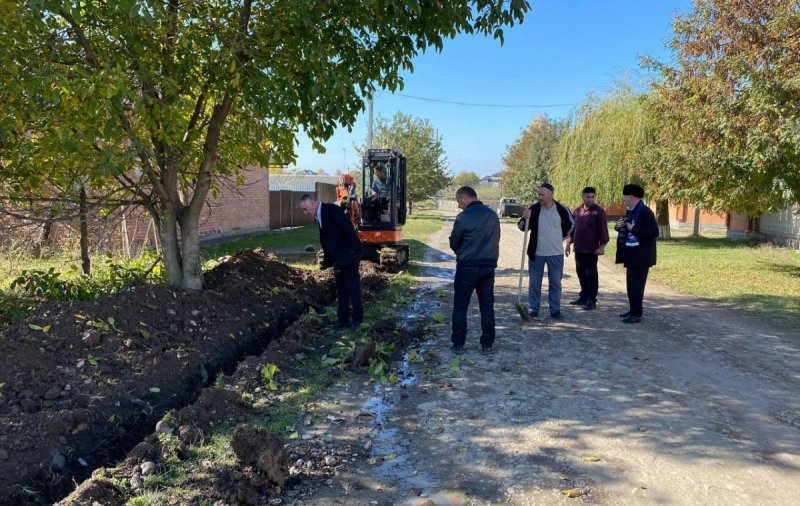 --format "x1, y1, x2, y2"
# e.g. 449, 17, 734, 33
759, 205, 800, 249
